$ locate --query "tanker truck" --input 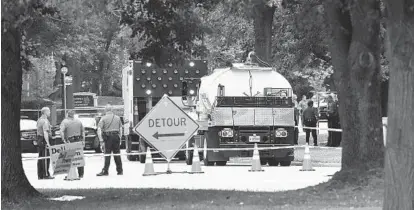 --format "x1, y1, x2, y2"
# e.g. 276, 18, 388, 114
185, 54, 295, 166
